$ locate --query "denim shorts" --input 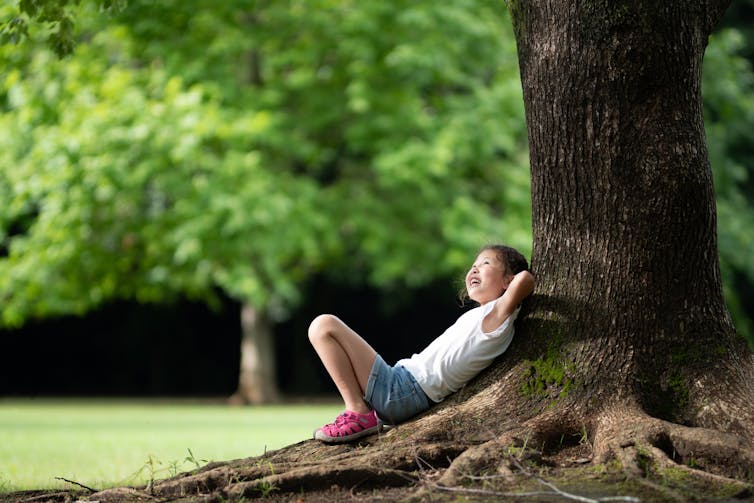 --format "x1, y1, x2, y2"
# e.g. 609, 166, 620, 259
364, 354, 431, 425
